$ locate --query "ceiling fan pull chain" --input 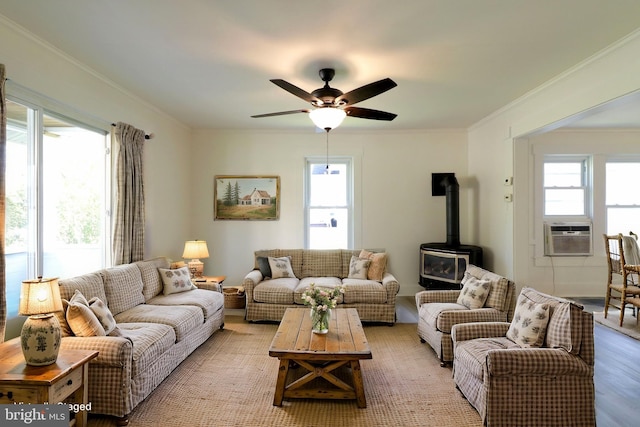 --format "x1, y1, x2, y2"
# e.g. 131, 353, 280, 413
326, 131, 329, 173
